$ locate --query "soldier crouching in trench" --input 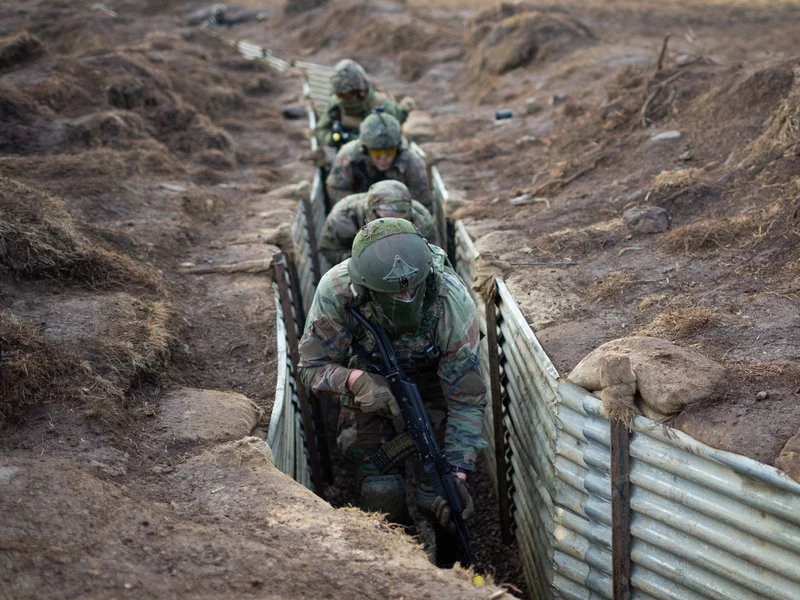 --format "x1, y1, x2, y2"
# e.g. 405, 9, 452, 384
297, 218, 487, 567
318, 179, 438, 266
326, 111, 432, 210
